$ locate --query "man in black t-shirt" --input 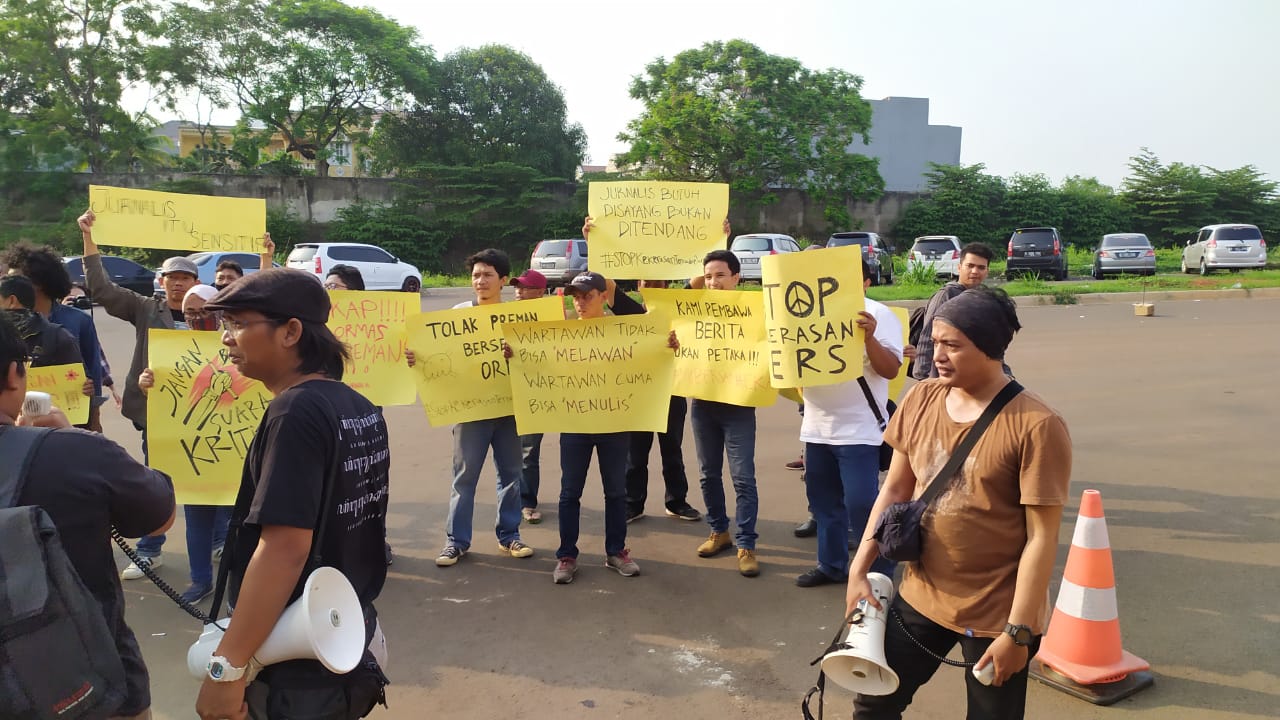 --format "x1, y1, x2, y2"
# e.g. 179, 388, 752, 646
1, 313, 176, 719
196, 269, 390, 720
